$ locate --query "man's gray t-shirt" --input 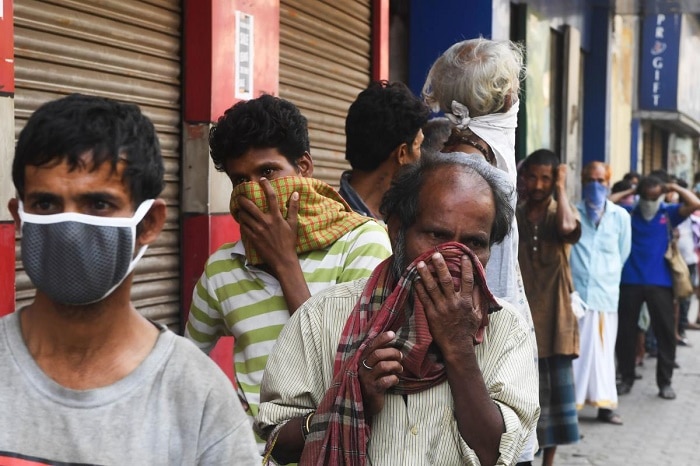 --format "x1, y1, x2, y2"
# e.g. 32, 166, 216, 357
0, 311, 259, 465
